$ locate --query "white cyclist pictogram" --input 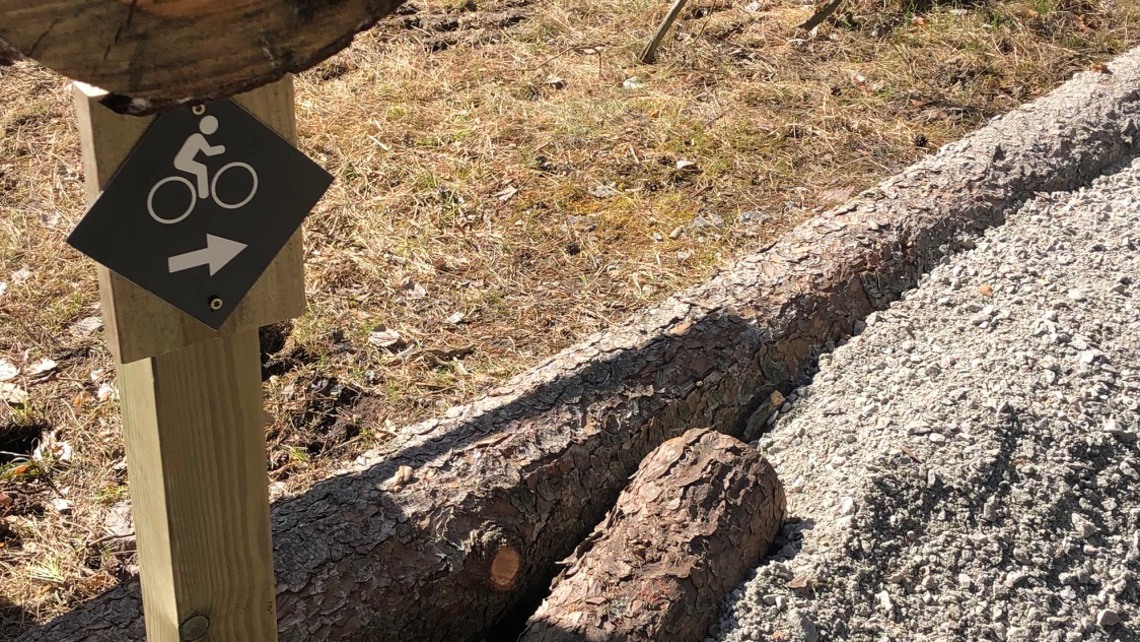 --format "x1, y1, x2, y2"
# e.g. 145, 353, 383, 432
146, 106, 259, 224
